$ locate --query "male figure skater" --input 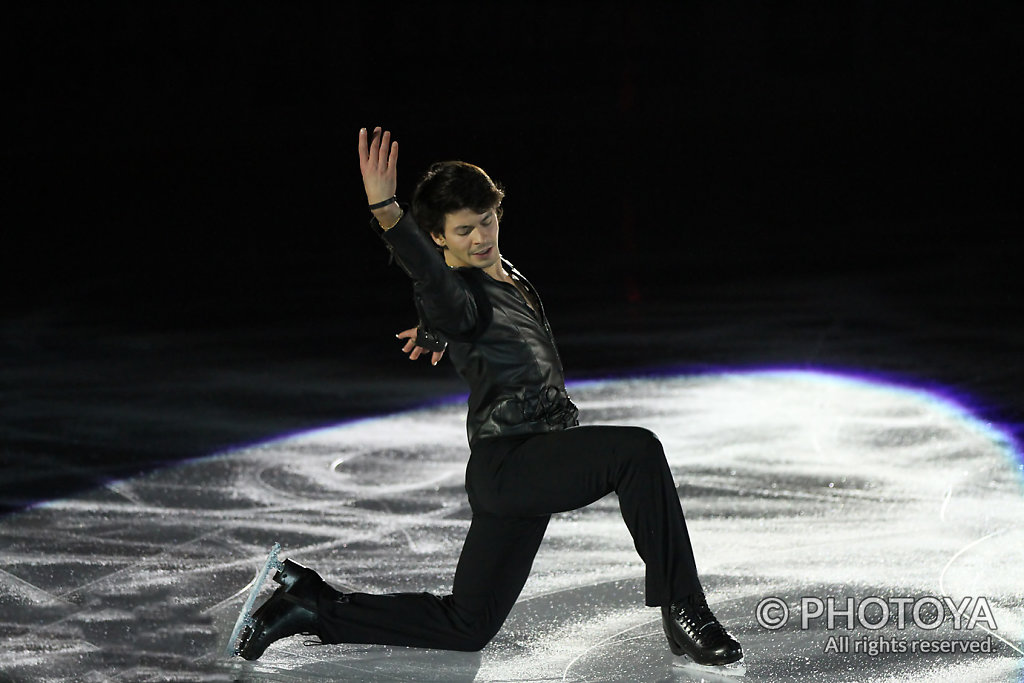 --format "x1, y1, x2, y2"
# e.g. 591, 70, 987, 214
234, 127, 743, 672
